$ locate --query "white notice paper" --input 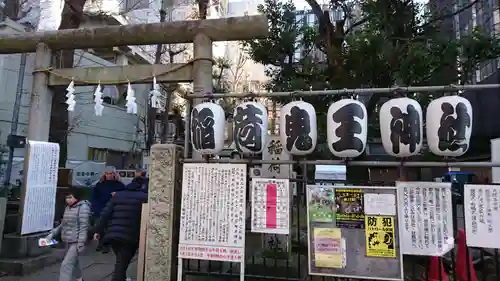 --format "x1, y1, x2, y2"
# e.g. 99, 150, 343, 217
396, 181, 454, 256
179, 164, 246, 263
251, 178, 290, 234
464, 184, 500, 248
364, 193, 396, 215
21, 141, 60, 235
